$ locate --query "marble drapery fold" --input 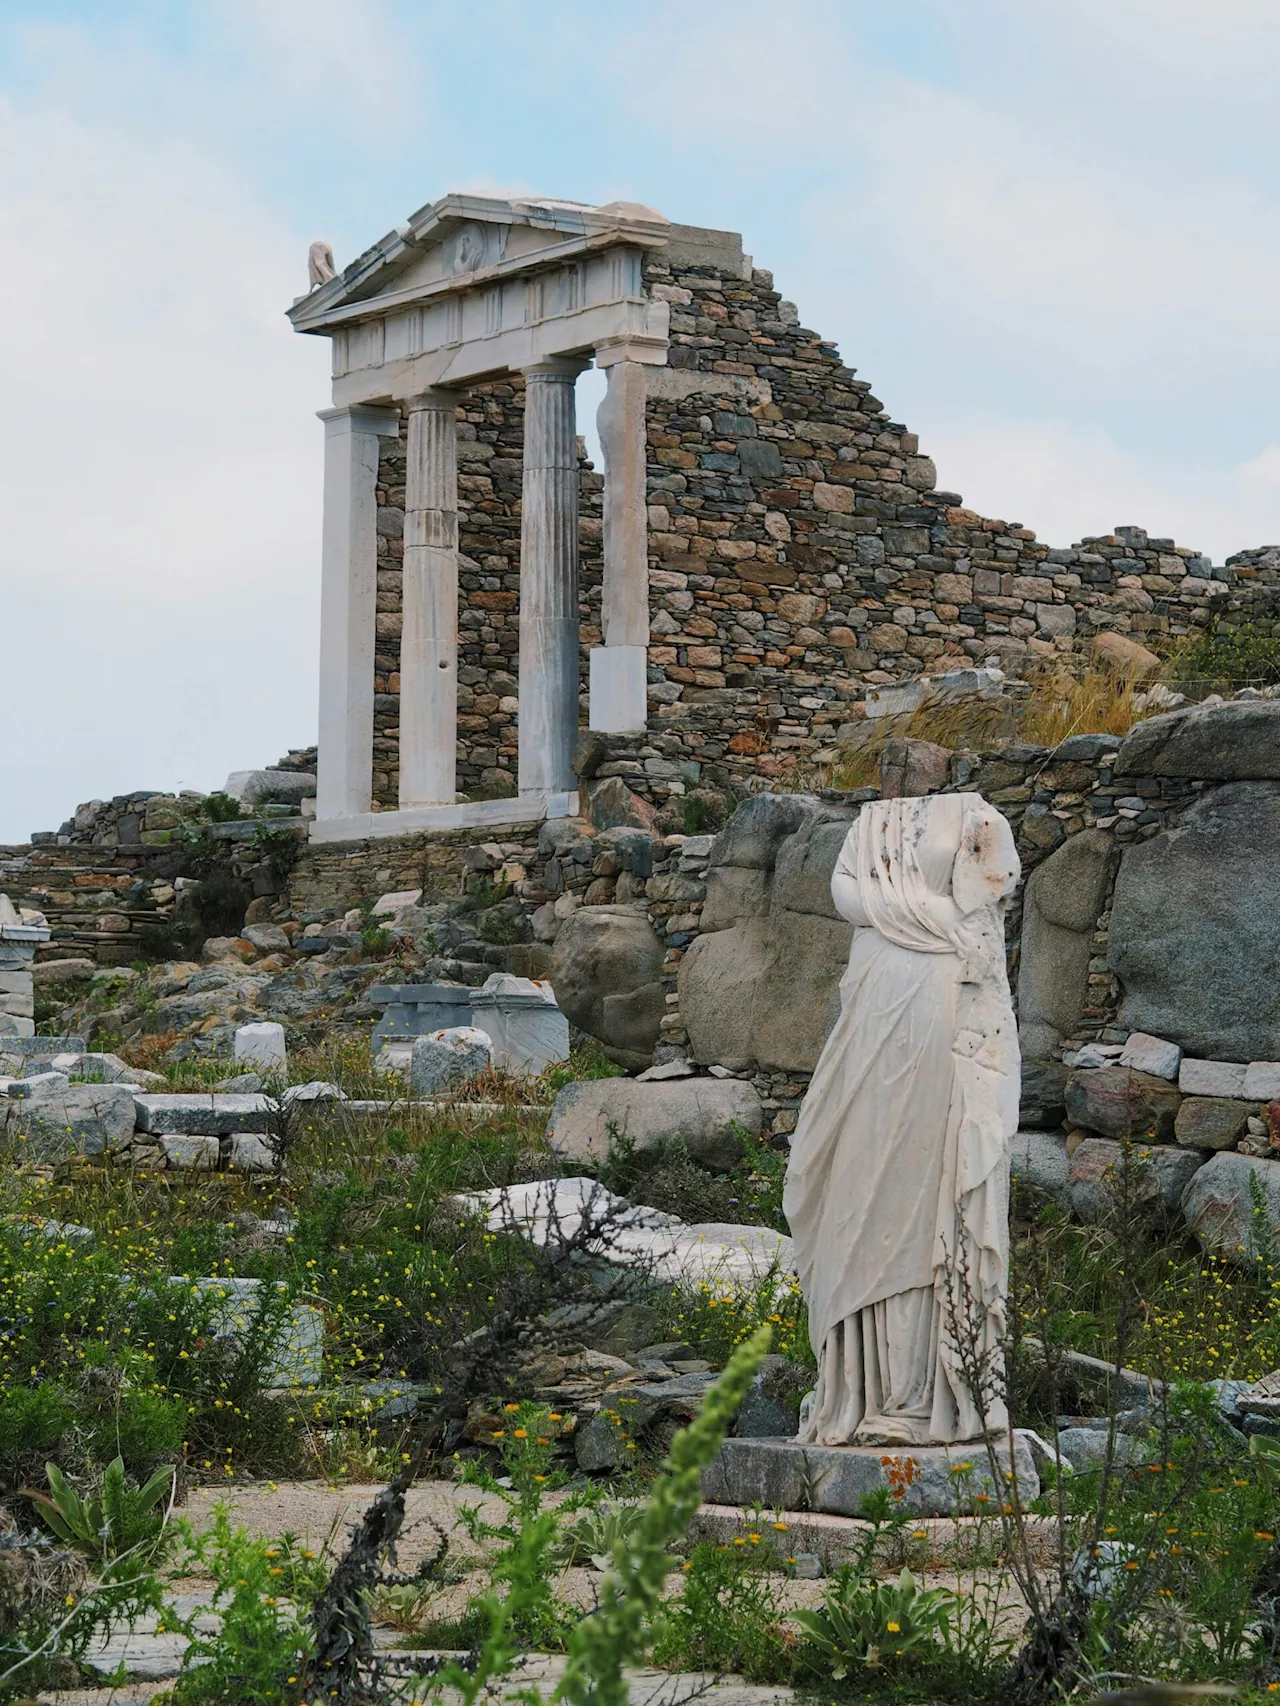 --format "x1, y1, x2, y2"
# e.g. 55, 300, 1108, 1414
782, 793, 1020, 1447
